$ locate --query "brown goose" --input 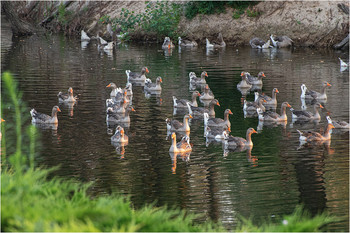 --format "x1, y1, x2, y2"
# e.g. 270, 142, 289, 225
169, 132, 192, 153
57, 87, 77, 103
257, 102, 291, 122
300, 82, 332, 100
203, 109, 232, 129
297, 123, 334, 142
223, 128, 258, 149
166, 114, 192, 132
173, 91, 201, 108
290, 103, 323, 120
187, 99, 220, 118
111, 126, 128, 143
126, 67, 149, 83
